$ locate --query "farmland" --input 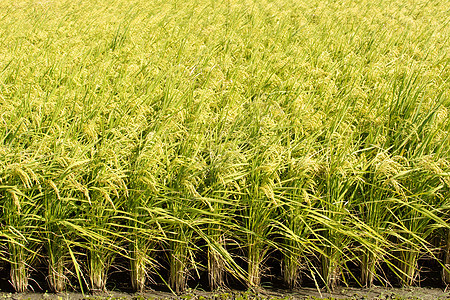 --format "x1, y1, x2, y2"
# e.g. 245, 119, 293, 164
0, 0, 449, 295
